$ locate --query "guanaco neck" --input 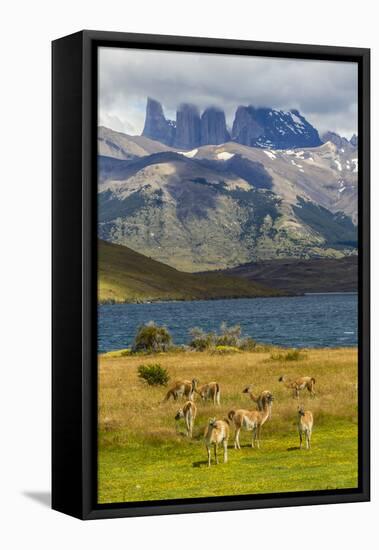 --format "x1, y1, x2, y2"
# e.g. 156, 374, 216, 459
247, 390, 260, 402
259, 401, 272, 425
